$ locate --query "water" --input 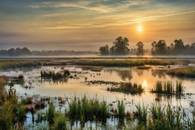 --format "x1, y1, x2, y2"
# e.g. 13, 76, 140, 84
1, 65, 195, 111
1, 64, 195, 129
